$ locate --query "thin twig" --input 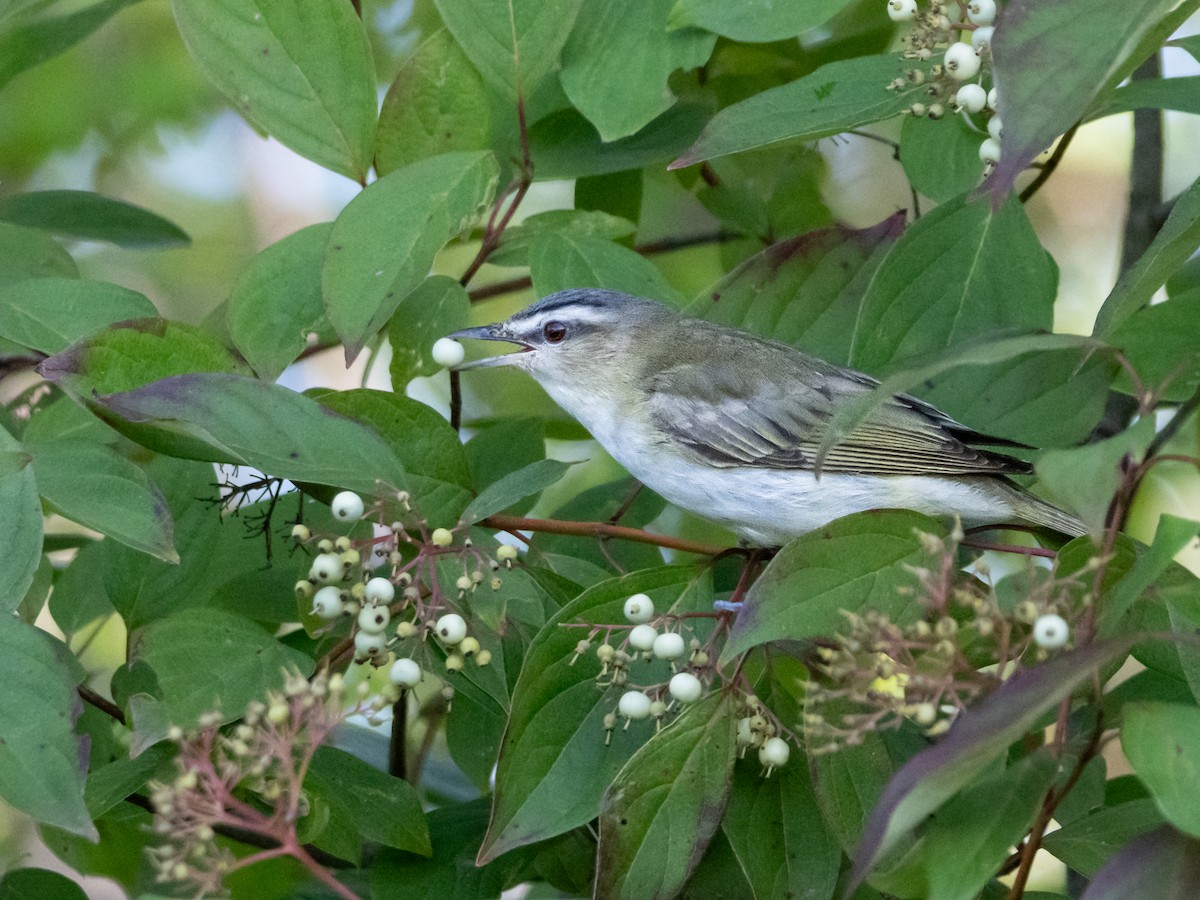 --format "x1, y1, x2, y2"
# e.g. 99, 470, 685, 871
481, 513, 724, 556
79, 685, 125, 724
1019, 122, 1080, 203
